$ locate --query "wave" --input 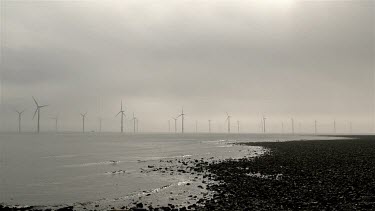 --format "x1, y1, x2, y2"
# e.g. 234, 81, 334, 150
106, 179, 192, 202
137, 154, 192, 162
63, 160, 122, 168
41, 154, 80, 159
